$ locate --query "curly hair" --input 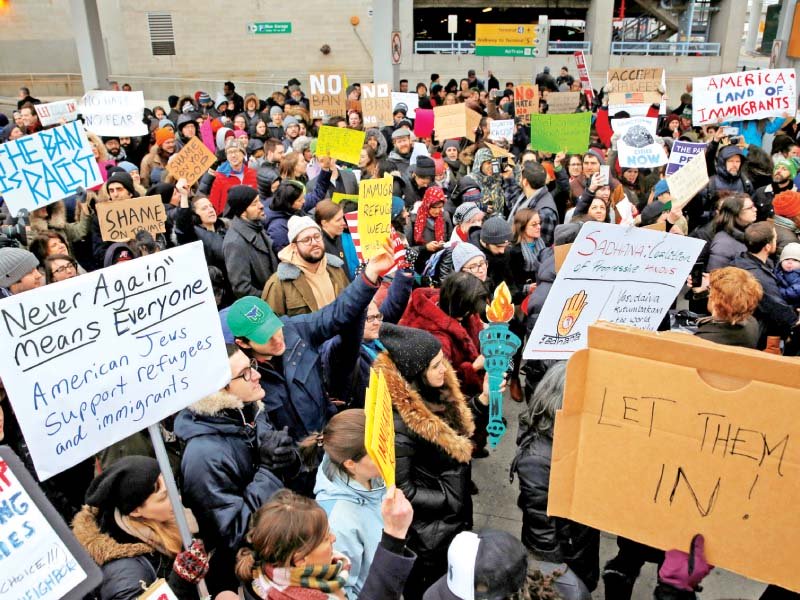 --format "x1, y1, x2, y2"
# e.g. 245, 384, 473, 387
708, 267, 763, 324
